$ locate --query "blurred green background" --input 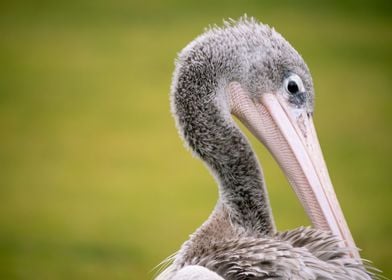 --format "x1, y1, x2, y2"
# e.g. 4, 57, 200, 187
0, 0, 391, 279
